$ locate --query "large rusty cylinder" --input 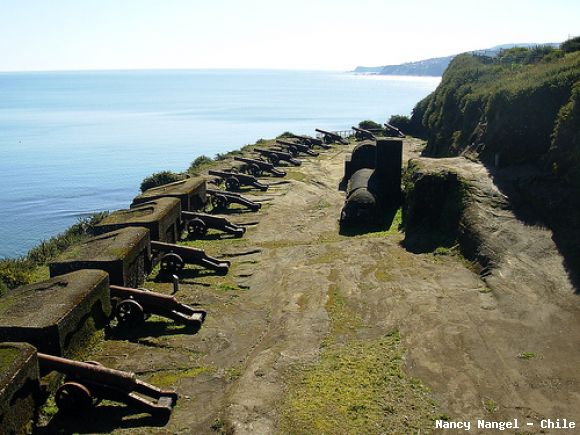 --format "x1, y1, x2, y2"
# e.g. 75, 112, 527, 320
132, 177, 207, 212
346, 168, 379, 198
38, 353, 137, 391
340, 188, 378, 224
50, 227, 151, 287
95, 197, 181, 243
374, 137, 403, 206
0, 342, 41, 435
0, 271, 111, 357
343, 140, 376, 183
